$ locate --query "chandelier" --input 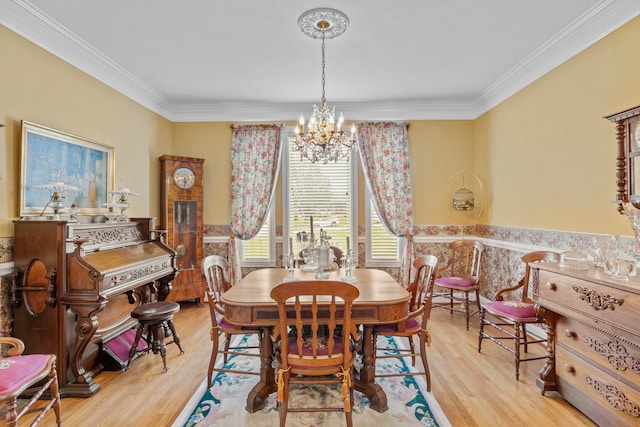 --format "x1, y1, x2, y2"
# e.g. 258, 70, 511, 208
295, 8, 356, 164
